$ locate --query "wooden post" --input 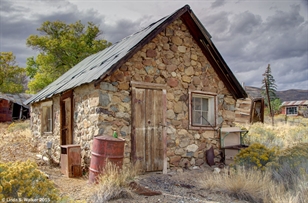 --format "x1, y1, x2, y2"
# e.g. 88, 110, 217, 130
162, 89, 167, 174
264, 79, 274, 126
